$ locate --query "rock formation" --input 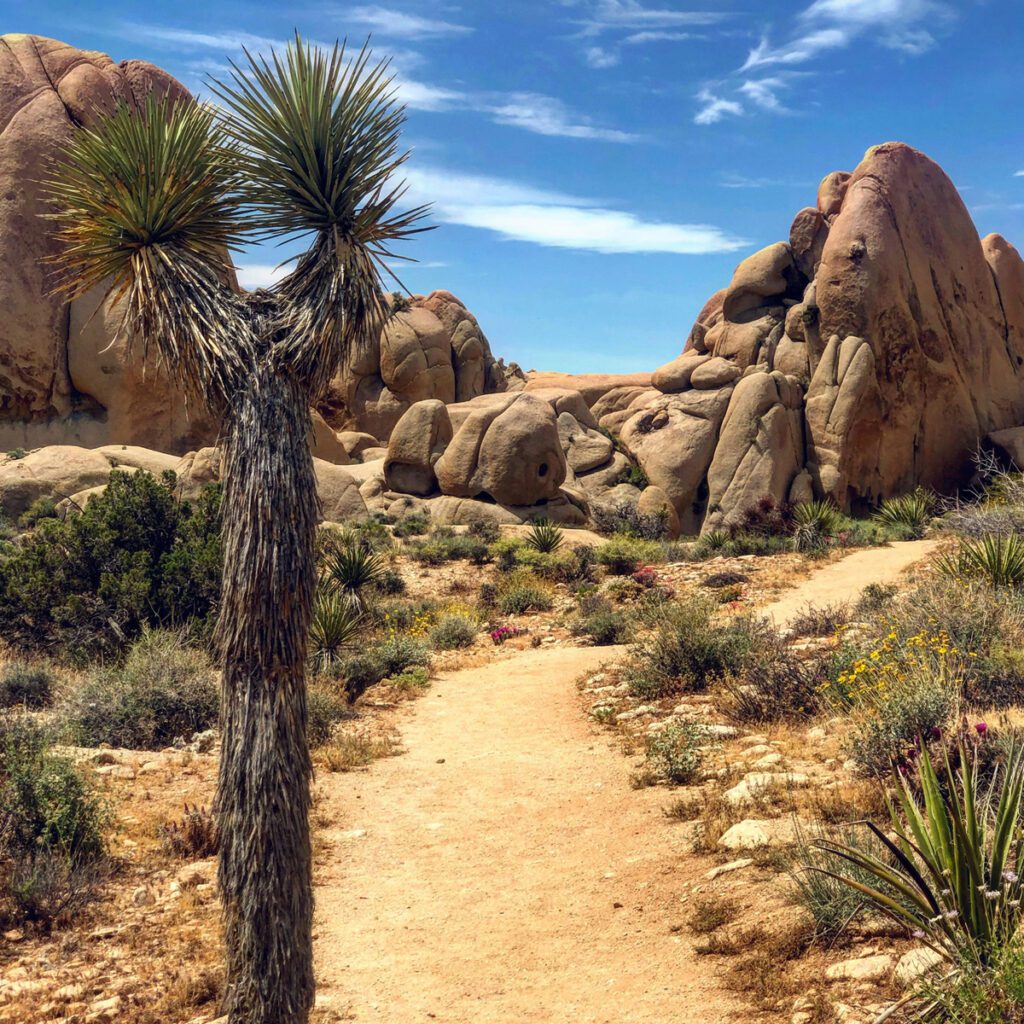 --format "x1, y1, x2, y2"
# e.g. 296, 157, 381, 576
0, 36, 509, 461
